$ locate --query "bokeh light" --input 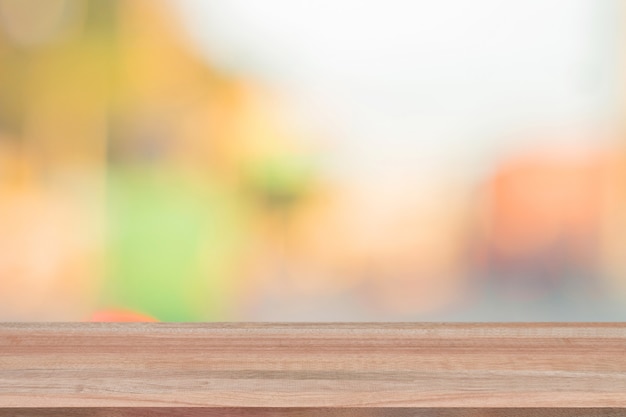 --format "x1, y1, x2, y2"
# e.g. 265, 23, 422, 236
0, 0, 625, 321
